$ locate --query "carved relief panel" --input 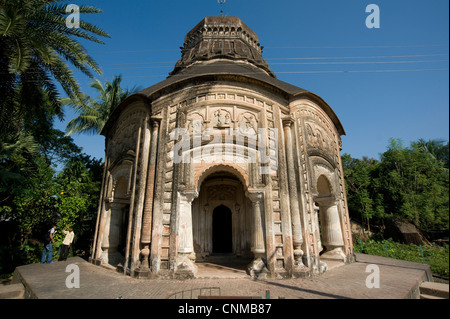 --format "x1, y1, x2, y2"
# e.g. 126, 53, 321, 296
108, 123, 139, 164
294, 106, 339, 167
107, 106, 149, 164
211, 108, 232, 128
185, 104, 261, 134
238, 111, 258, 135
187, 112, 206, 135
305, 122, 333, 156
